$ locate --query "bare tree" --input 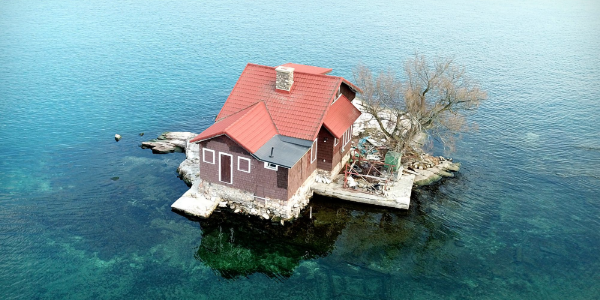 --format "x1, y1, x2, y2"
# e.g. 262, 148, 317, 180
353, 54, 486, 155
